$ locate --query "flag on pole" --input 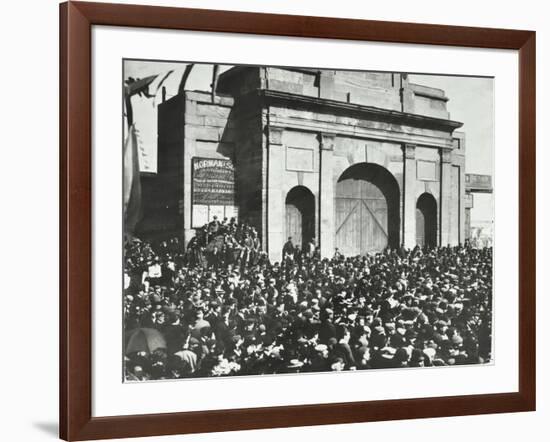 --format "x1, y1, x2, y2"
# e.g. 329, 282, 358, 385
123, 124, 142, 236
124, 75, 158, 98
